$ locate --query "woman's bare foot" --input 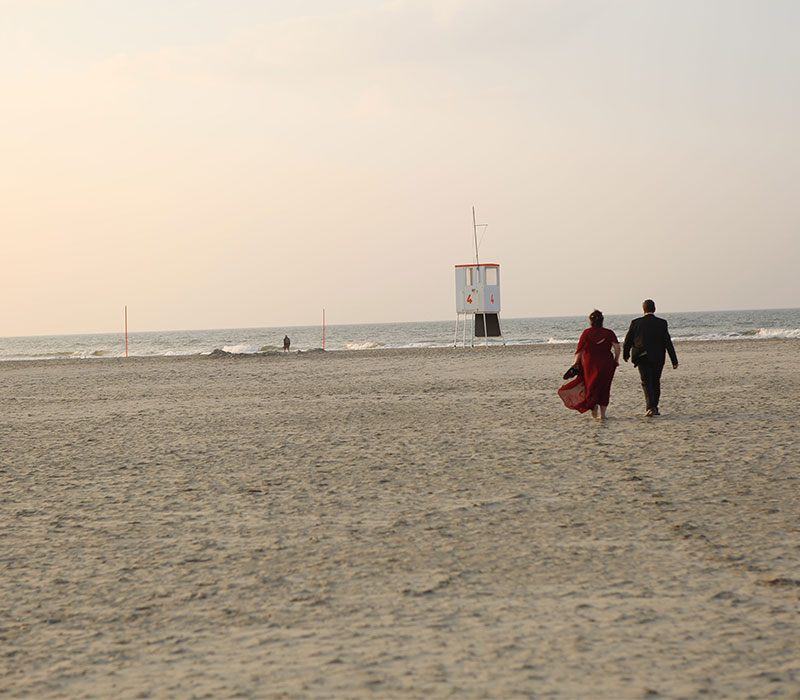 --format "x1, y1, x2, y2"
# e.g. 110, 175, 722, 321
599, 406, 608, 420
591, 405, 599, 419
